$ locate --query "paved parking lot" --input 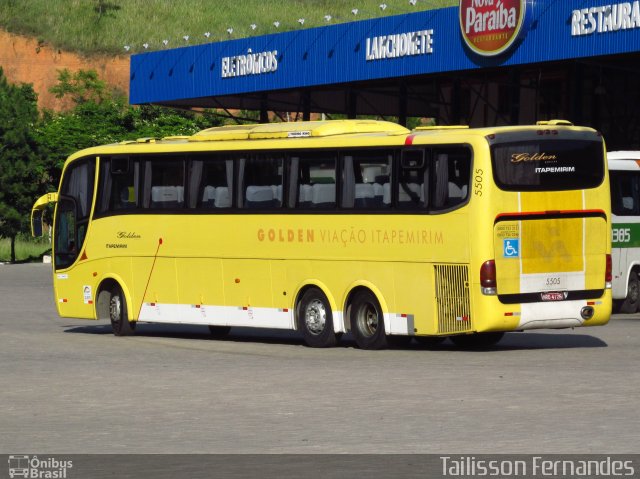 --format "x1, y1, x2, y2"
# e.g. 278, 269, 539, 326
1, 263, 639, 454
